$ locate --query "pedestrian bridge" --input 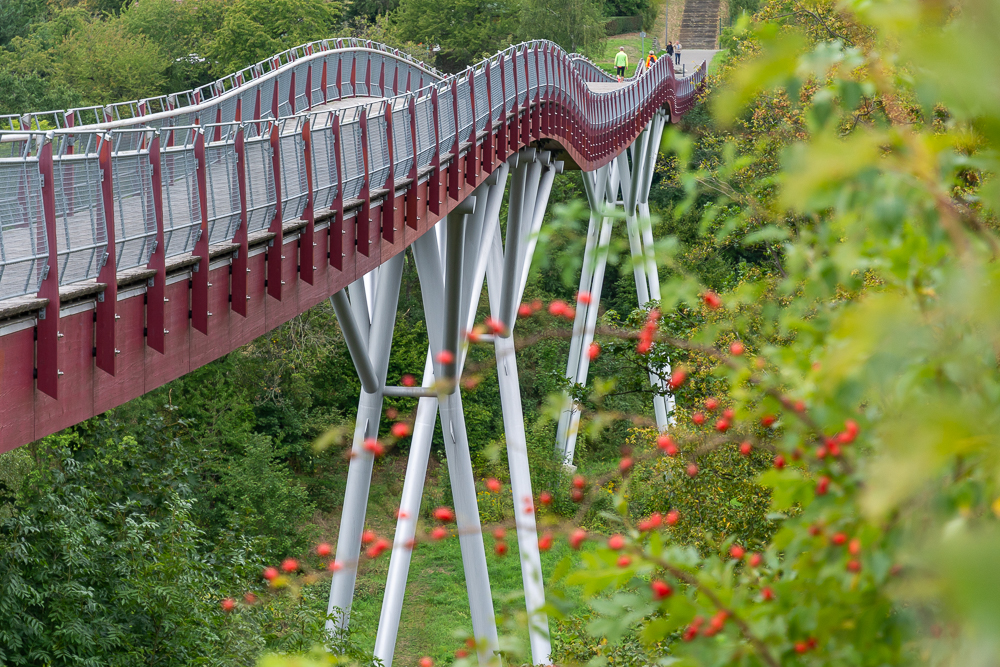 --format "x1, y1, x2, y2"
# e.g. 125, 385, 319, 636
0, 38, 705, 666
